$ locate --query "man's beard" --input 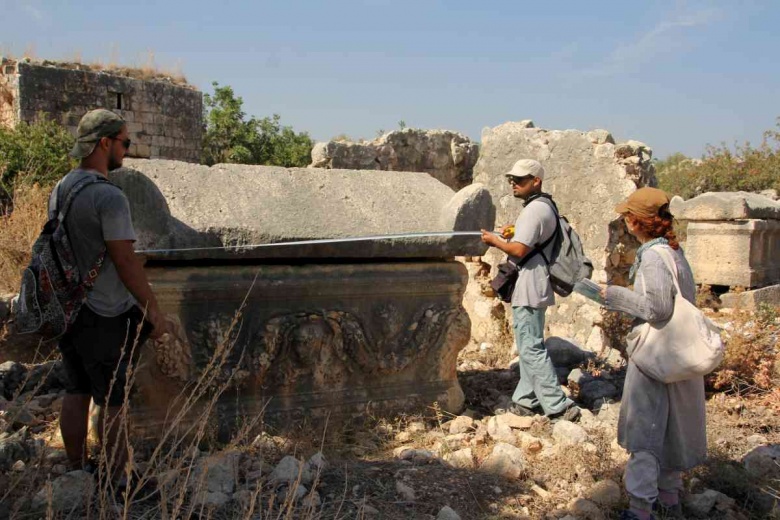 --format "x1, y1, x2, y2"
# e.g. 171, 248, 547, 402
108, 155, 122, 171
